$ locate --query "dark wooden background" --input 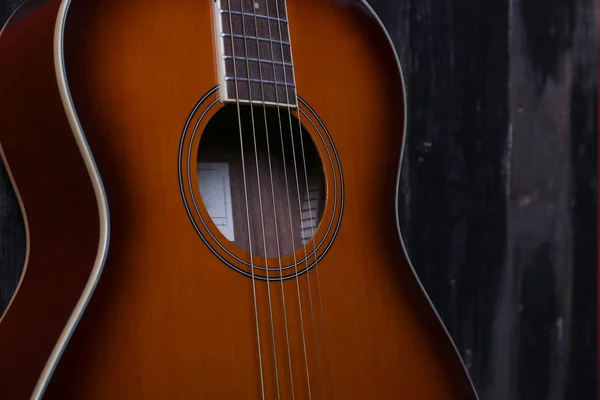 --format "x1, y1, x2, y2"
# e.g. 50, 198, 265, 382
0, 0, 597, 399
